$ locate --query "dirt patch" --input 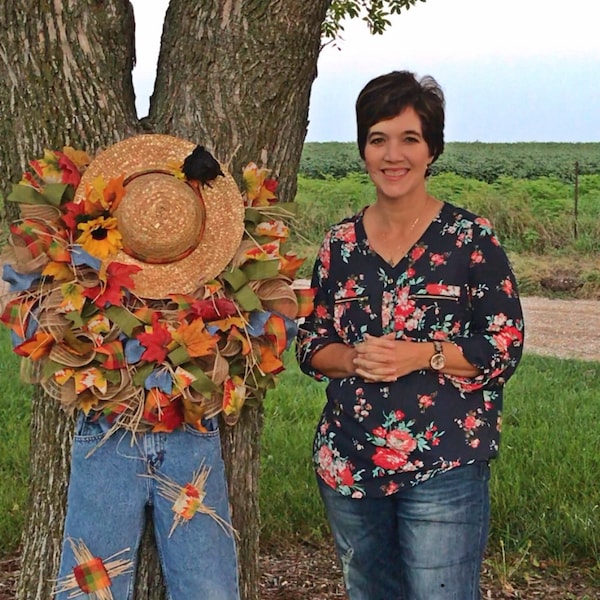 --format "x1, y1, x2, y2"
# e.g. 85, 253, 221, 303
521, 297, 600, 362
